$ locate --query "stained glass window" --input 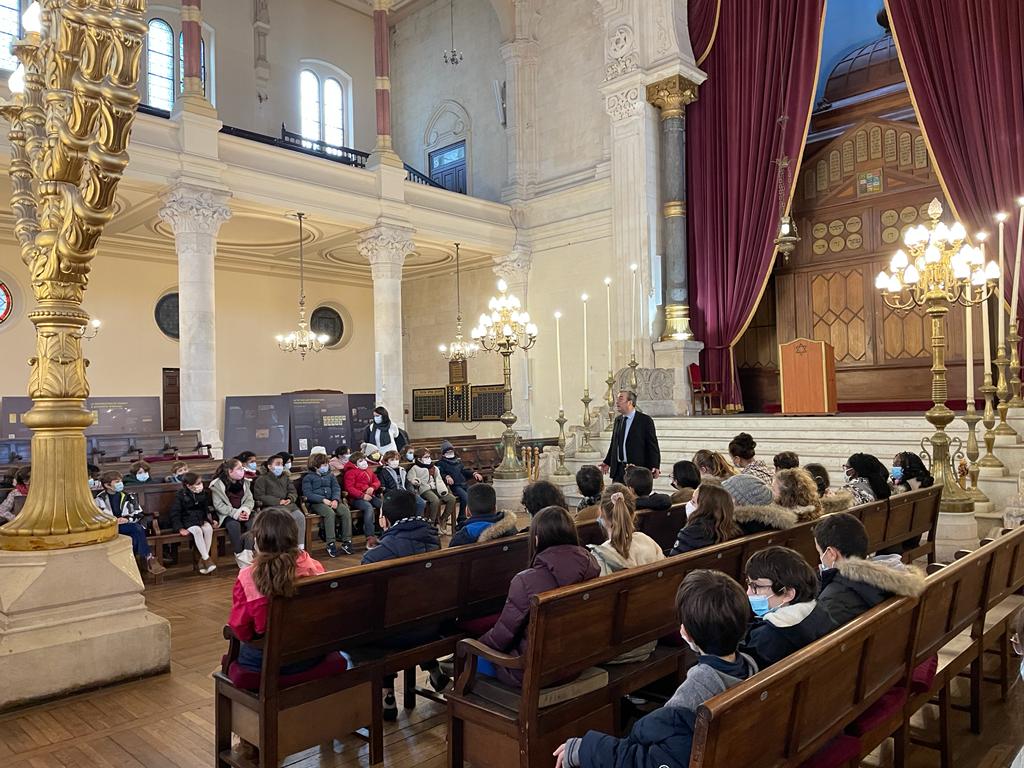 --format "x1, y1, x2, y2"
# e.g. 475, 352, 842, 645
323, 78, 344, 146
146, 19, 174, 111
299, 69, 321, 143
0, 280, 12, 324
